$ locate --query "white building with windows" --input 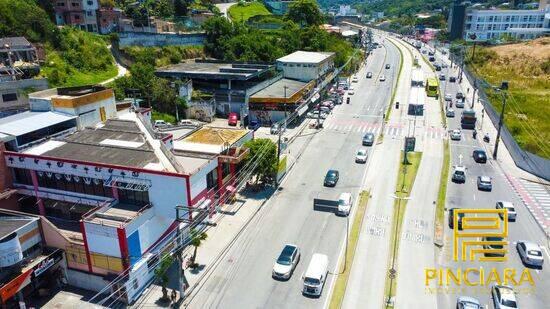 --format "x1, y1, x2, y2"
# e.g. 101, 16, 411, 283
464, 6, 550, 41
276, 51, 335, 82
